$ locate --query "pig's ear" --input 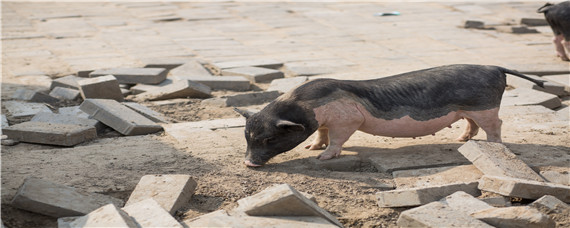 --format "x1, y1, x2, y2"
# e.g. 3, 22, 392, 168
276, 120, 305, 132
234, 108, 256, 119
